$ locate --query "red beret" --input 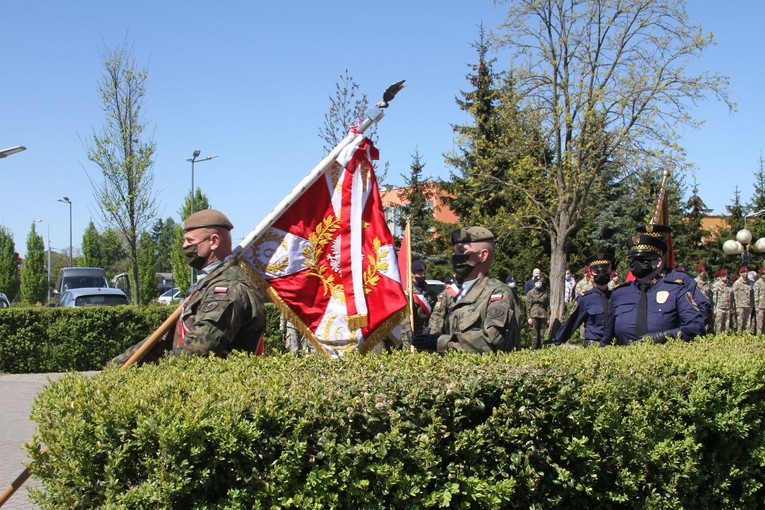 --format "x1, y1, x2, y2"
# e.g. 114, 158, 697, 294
759, 268, 765, 275
739, 266, 748, 274
715, 268, 728, 277
696, 264, 705, 272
